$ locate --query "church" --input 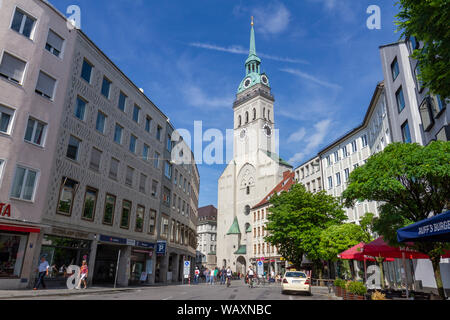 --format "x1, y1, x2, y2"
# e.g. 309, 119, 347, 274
216, 18, 293, 273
